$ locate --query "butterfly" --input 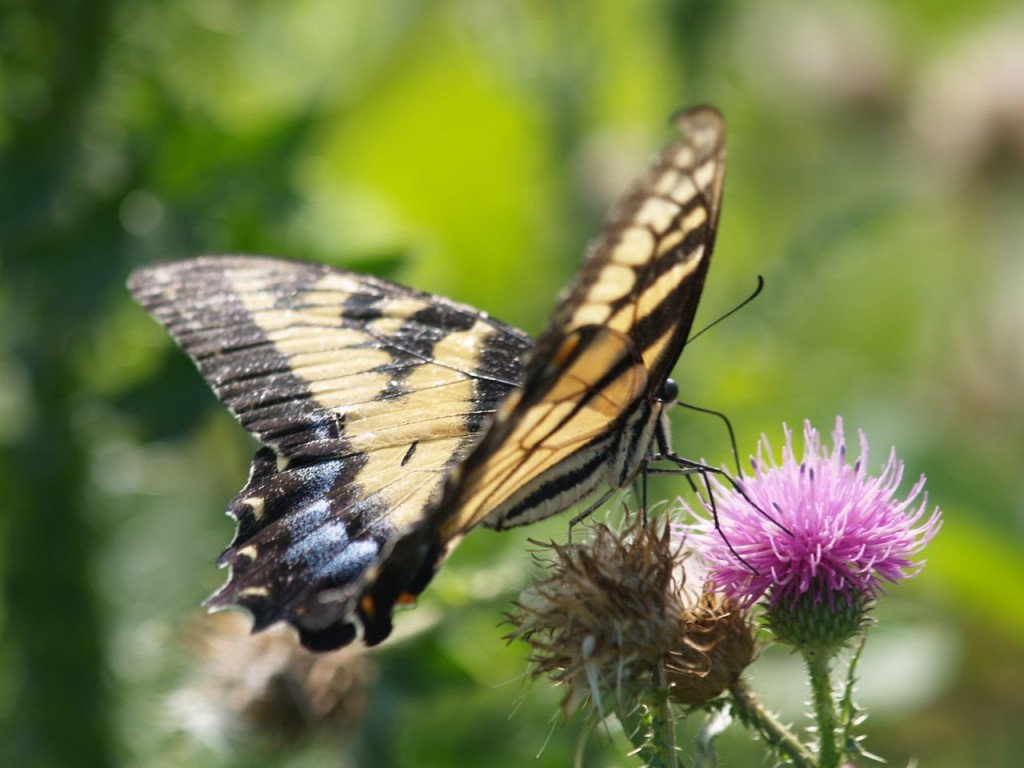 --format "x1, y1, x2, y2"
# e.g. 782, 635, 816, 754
128, 105, 726, 650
